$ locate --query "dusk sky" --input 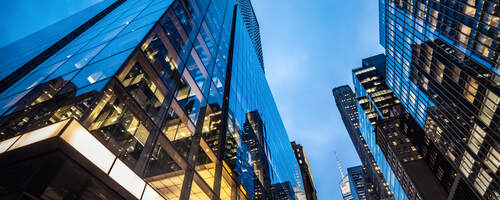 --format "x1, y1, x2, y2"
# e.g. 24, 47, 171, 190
0, 0, 384, 199
254, 0, 384, 198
